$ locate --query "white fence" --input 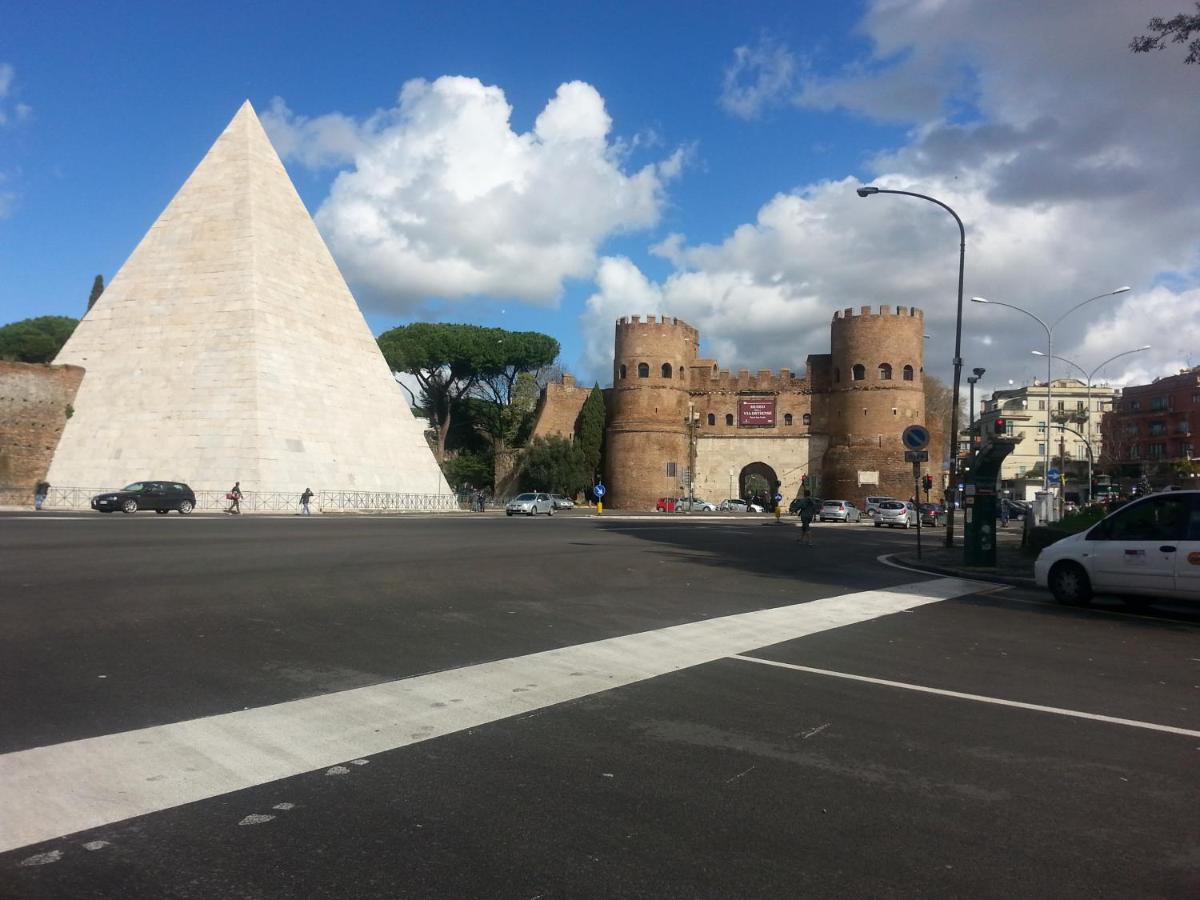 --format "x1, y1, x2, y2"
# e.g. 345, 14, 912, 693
4, 486, 469, 513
